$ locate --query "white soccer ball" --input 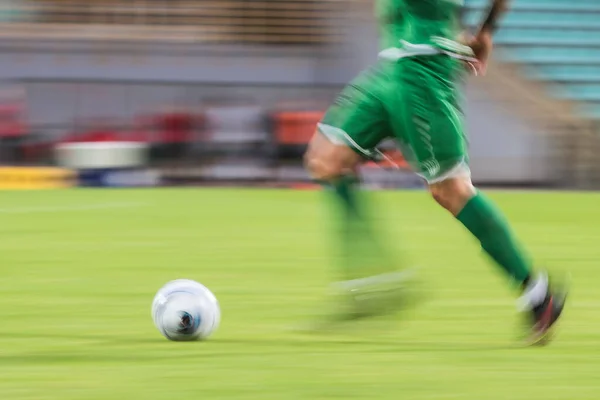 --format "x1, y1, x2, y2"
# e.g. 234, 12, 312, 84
152, 279, 221, 341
